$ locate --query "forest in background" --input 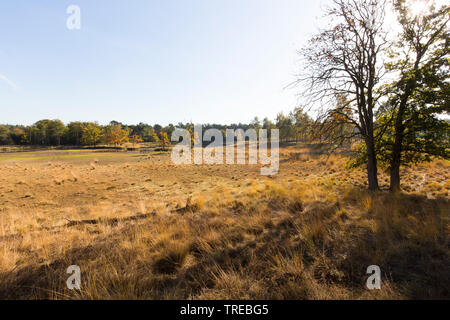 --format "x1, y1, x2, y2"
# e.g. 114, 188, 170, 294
0, 107, 319, 147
